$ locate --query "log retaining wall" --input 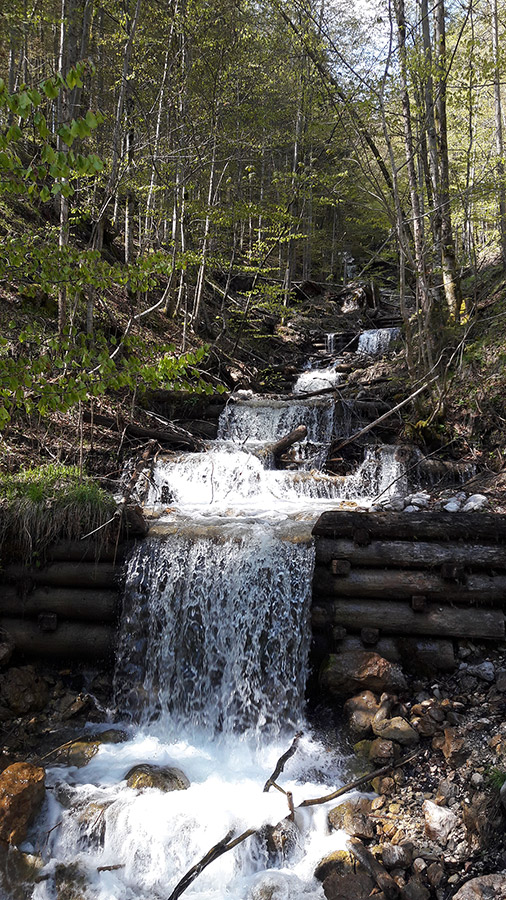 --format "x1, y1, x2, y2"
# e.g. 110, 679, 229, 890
311, 510, 506, 674
0, 541, 130, 661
